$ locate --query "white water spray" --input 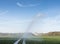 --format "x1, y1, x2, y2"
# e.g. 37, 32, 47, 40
22, 39, 26, 44
14, 13, 44, 44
